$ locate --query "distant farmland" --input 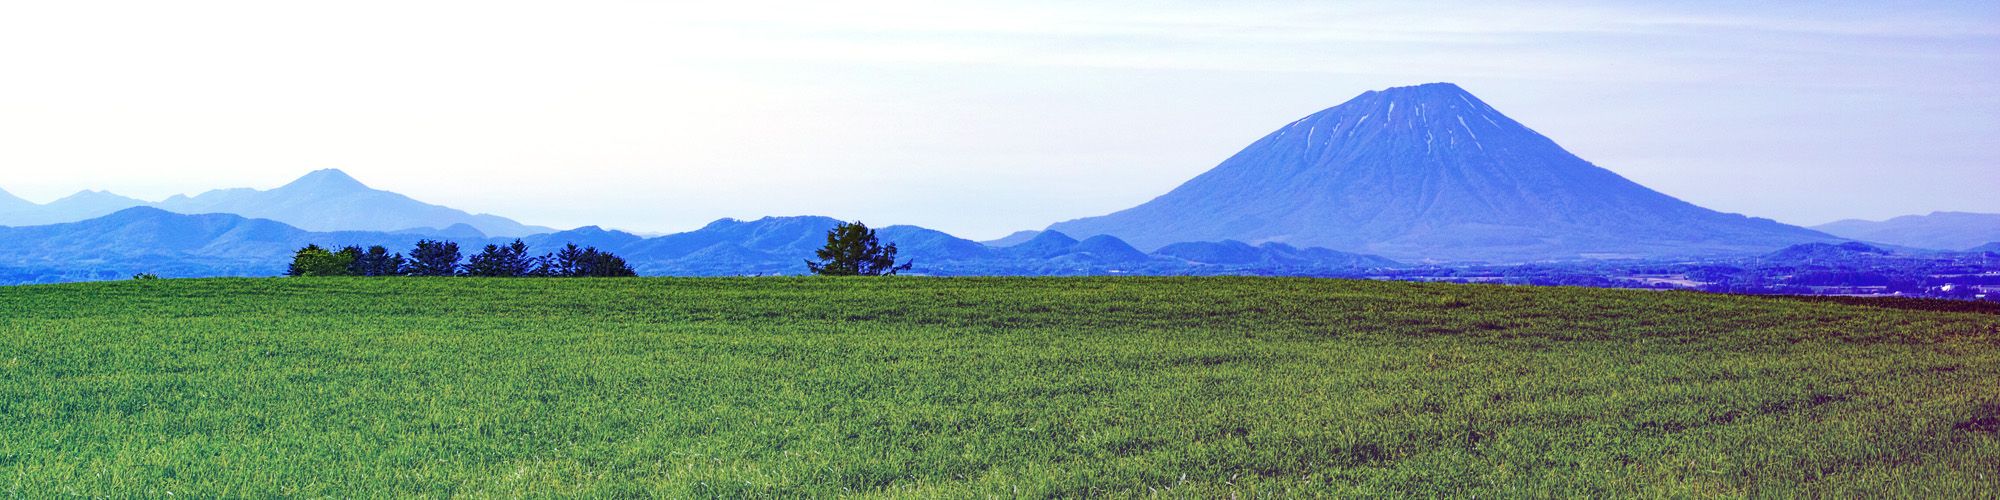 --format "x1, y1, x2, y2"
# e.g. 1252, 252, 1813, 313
2, 277, 1996, 496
